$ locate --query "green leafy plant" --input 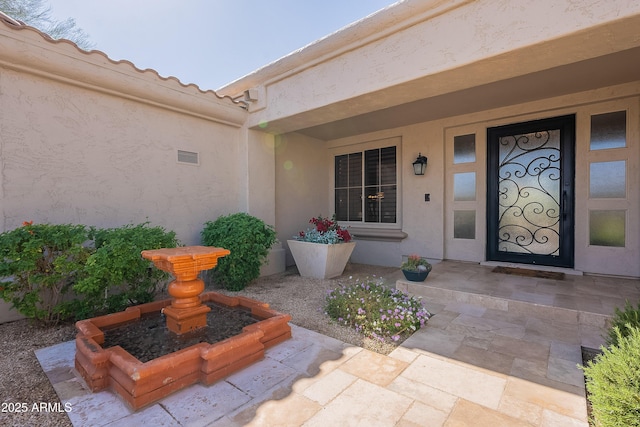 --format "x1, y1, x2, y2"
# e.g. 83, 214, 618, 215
201, 213, 276, 291
0, 222, 91, 324
295, 214, 352, 244
400, 254, 432, 273
325, 277, 431, 343
0, 221, 179, 323
70, 222, 179, 318
605, 300, 640, 348
581, 326, 640, 427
